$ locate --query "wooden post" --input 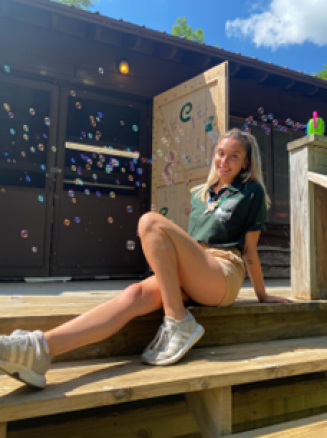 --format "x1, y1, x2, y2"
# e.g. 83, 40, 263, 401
0, 423, 6, 438
186, 386, 232, 437
287, 134, 327, 300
